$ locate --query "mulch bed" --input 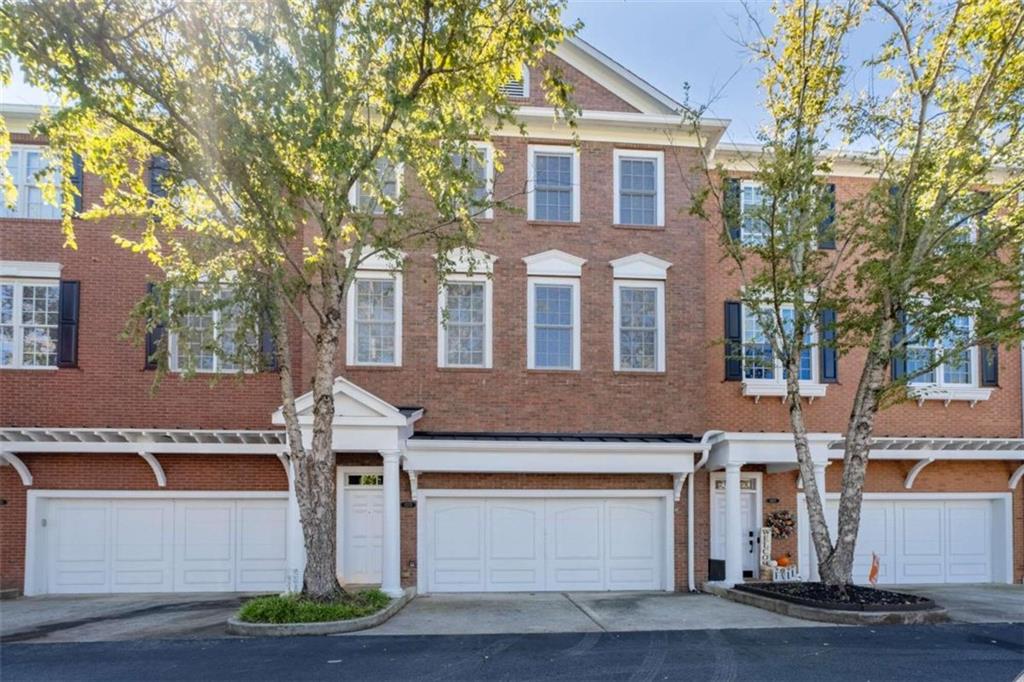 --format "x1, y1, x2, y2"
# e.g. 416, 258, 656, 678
734, 582, 938, 612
